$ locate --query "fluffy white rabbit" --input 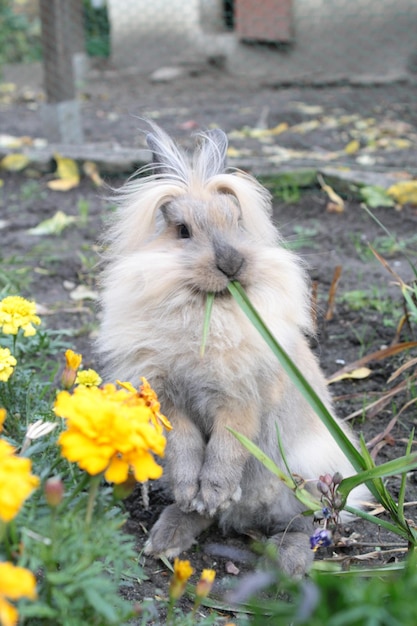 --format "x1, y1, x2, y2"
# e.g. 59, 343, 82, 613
98, 124, 367, 575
